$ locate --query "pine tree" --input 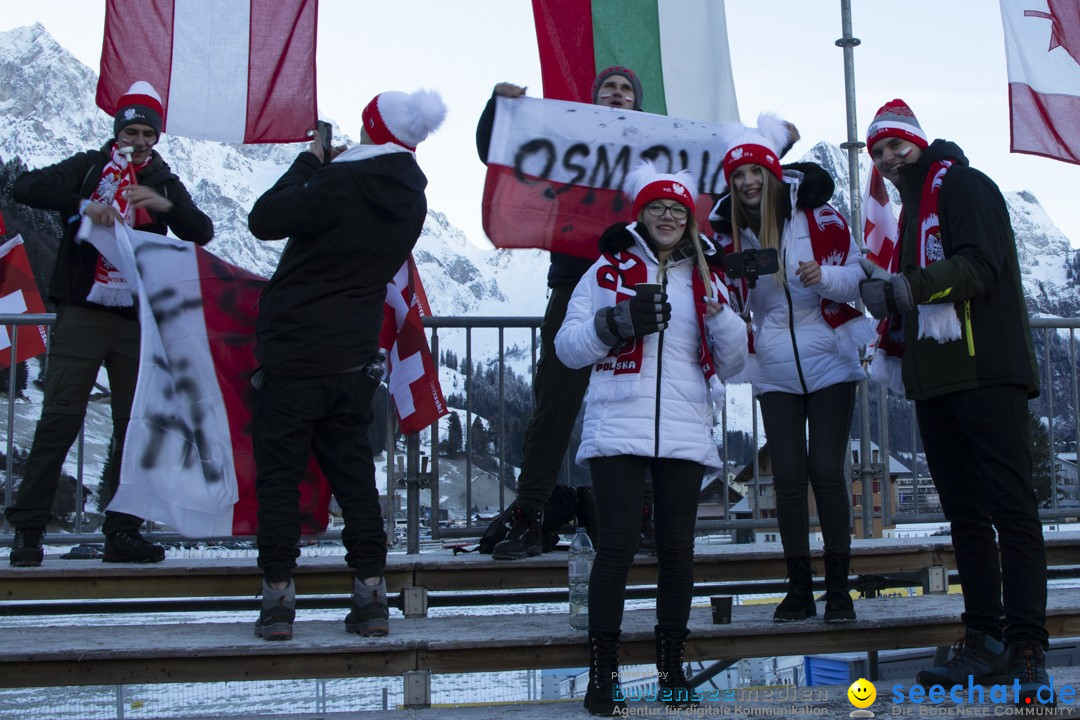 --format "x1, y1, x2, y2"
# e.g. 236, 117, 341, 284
0, 360, 28, 397
446, 411, 463, 458
470, 416, 488, 455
